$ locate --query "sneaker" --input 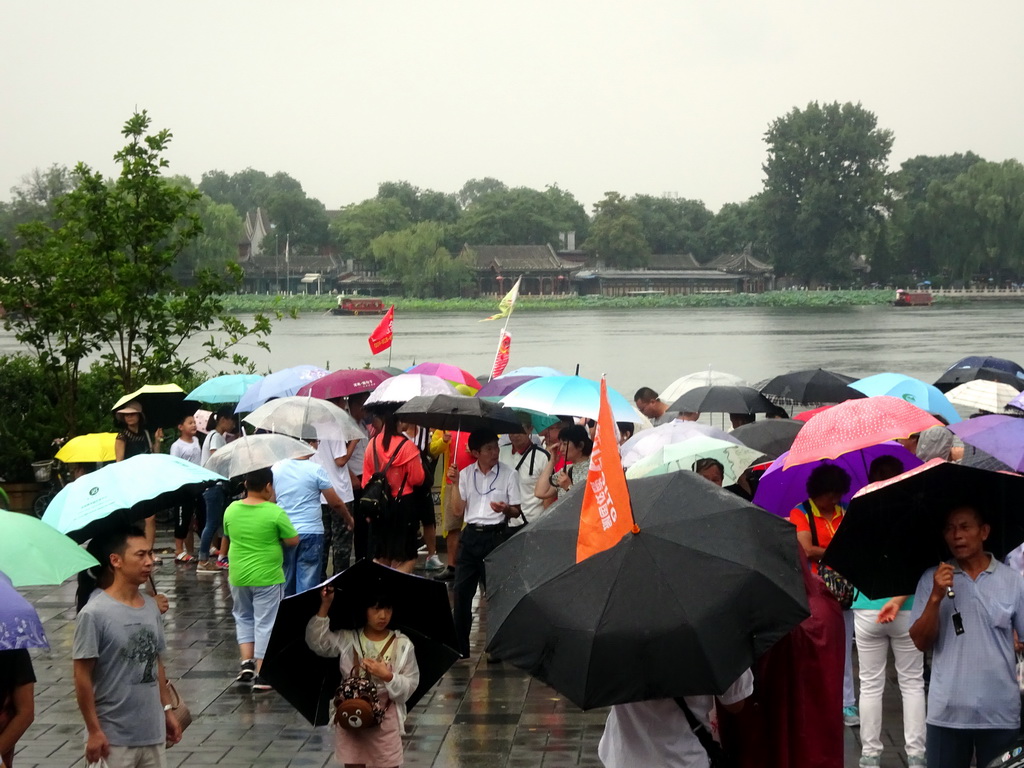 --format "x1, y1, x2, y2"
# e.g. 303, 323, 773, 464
251, 675, 272, 692
196, 560, 221, 575
235, 659, 256, 684
175, 552, 196, 563
216, 557, 229, 570
424, 555, 445, 570
843, 706, 860, 727
858, 756, 880, 767
436, 566, 456, 582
